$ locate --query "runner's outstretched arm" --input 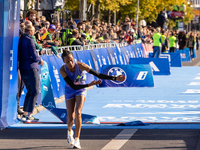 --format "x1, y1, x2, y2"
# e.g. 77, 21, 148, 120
60, 65, 101, 90
78, 62, 125, 82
